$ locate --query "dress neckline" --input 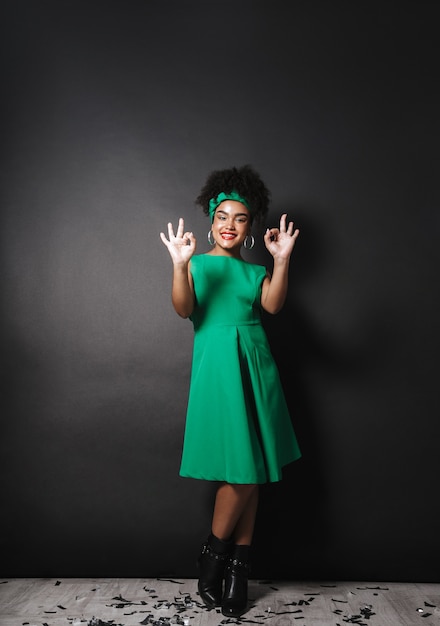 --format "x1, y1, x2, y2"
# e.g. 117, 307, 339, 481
203, 253, 247, 262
